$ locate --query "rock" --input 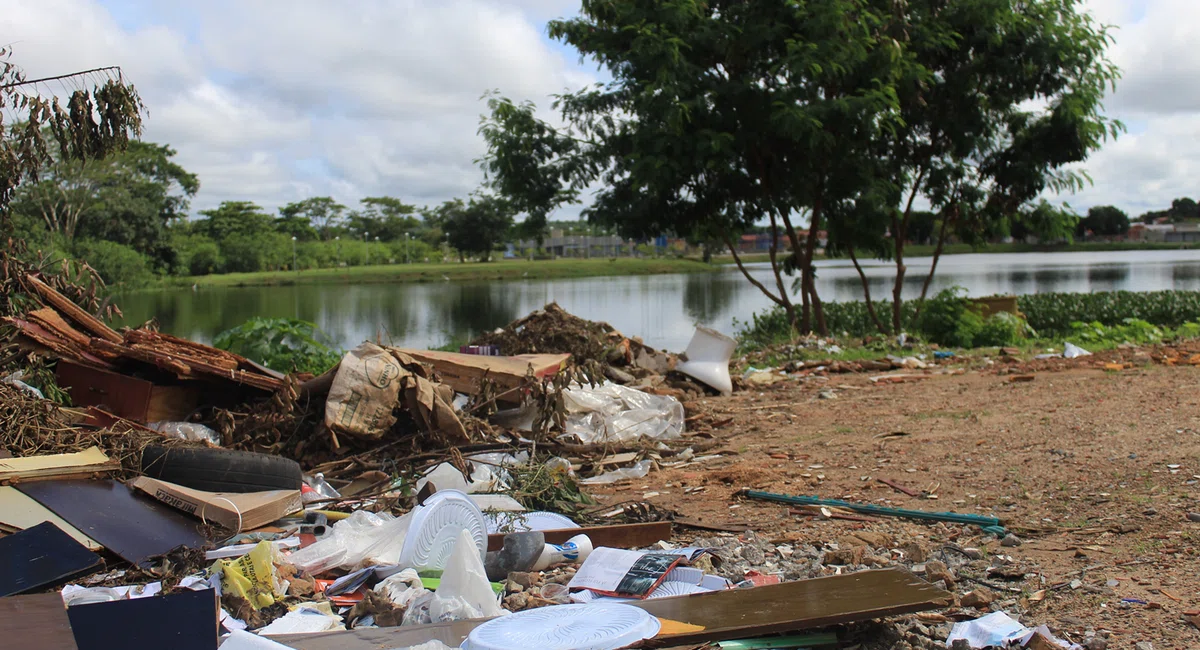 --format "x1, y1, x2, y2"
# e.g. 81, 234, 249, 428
962, 547, 984, 560
824, 546, 867, 566
924, 560, 956, 588
1143, 507, 1157, 517
604, 366, 636, 384
739, 544, 766, 565
507, 572, 538, 589
950, 640, 973, 650
1186, 512, 1200, 523
503, 592, 529, 610
1000, 534, 1023, 547
1135, 643, 1153, 650
818, 390, 837, 400
1084, 639, 1109, 650
505, 580, 524, 593
960, 589, 995, 609
853, 531, 894, 548
900, 541, 927, 563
